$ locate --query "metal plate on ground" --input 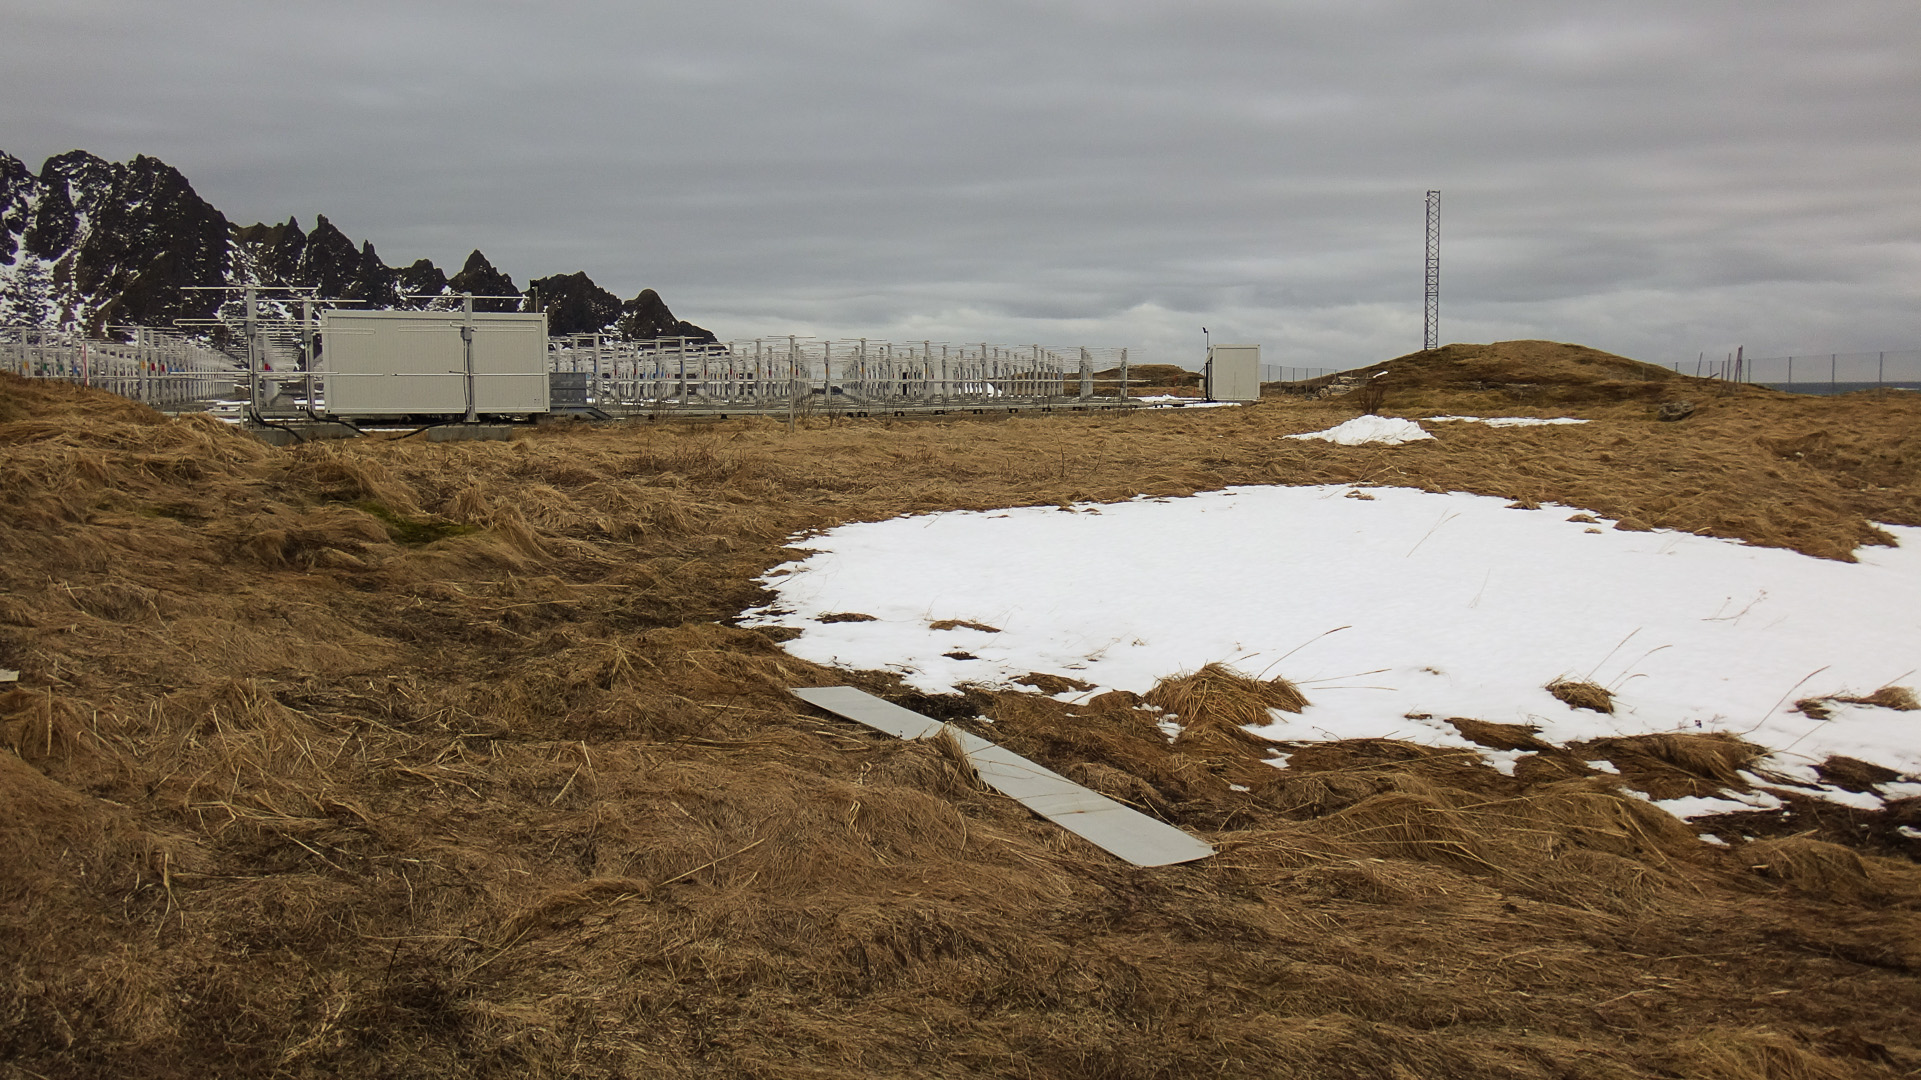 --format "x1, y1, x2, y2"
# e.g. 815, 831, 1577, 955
790, 686, 945, 740
790, 686, 1213, 867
